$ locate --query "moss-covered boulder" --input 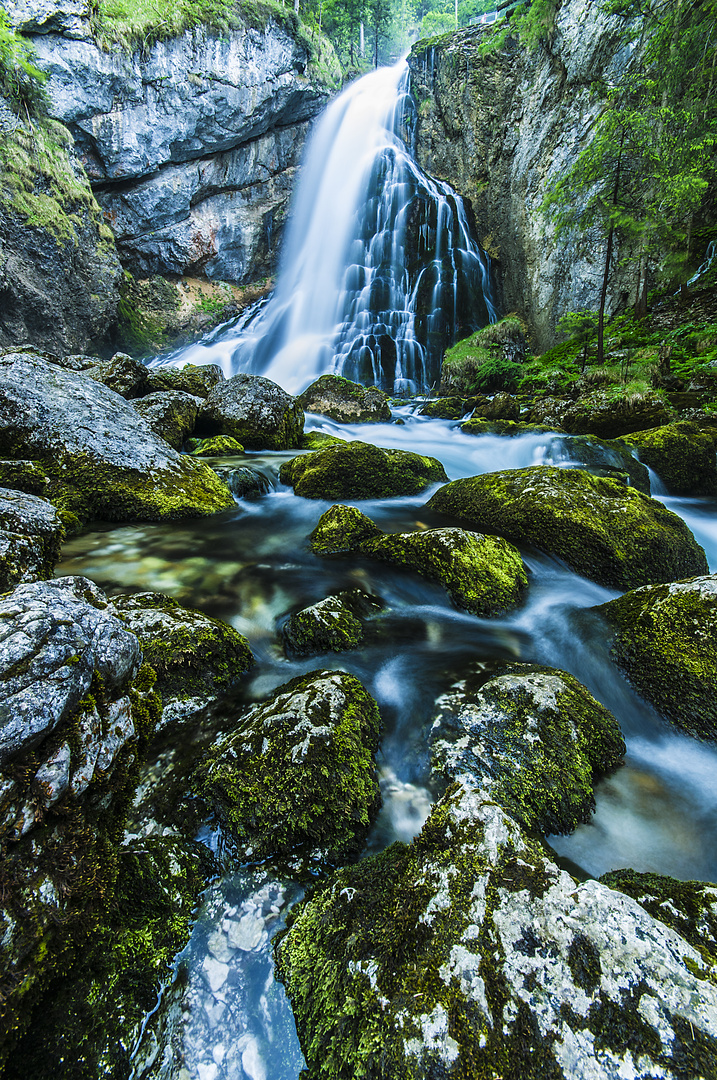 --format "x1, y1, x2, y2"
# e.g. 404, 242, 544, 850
0, 489, 65, 592
461, 418, 561, 438
194, 670, 381, 864
144, 362, 224, 399
276, 782, 717, 1080
309, 506, 527, 616
282, 590, 383, 656
85, 352, 150, 399
129, 390, 201, 450
427, 466, 708, 589
471, 391, 521, 421
301, 431, 348, 450
197, 373, 304, 450
557, 390, 676, 438
544, 433, 651, 494
430, 662, 625, 835
623, 421, 717, 495
0, 352, 234, 523
297, 375, 391, 423
280, 441, 448, 499
109, 592, 253, 727
188, 434, 245, 457
210, 464, 272, 500
594, 574, 717, 740
417, 397, 466, 419
6, 836, 213, 1080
